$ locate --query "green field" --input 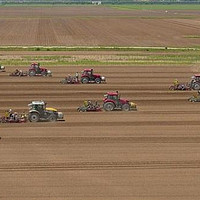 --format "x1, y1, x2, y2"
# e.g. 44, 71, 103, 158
1, 48, 199, 66
110, 4, 200, 10
1, 3, 200, 9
